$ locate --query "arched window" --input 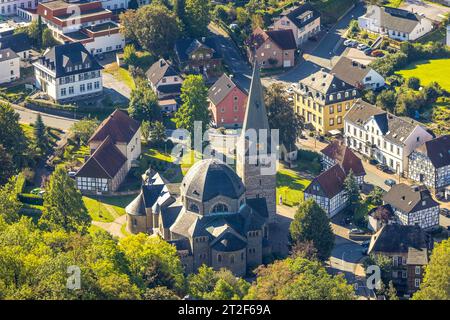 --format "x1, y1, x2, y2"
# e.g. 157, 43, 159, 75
189, 203, 199, 213
211, 203, 228, 213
